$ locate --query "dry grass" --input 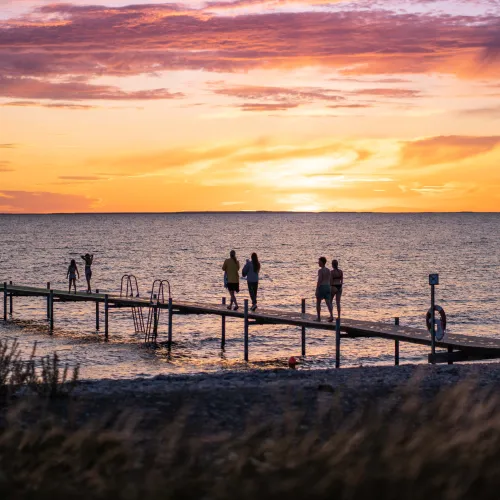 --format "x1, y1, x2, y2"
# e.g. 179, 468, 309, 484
1, 375, 500, 499
0, 339, 79, 401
